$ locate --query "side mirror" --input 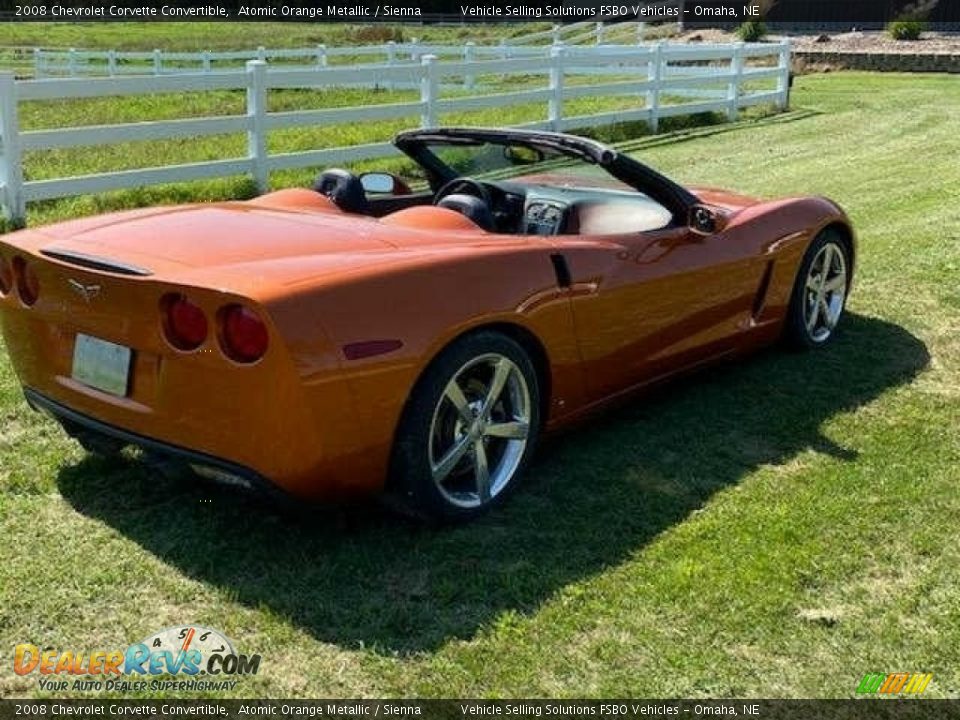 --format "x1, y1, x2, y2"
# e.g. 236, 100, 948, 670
689, 205, 725, 235
359, 172, 411, 195
503, 145, 544, 165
